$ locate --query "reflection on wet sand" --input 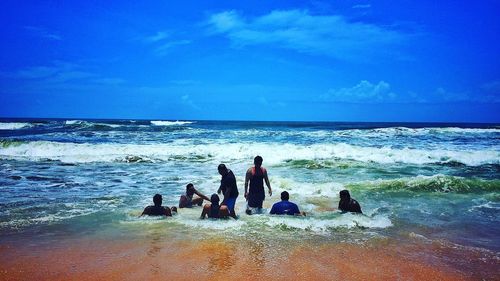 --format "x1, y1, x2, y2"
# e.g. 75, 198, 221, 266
146, 230, 162, 276
200, 239, 236, 274
0, 235, 498, 280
